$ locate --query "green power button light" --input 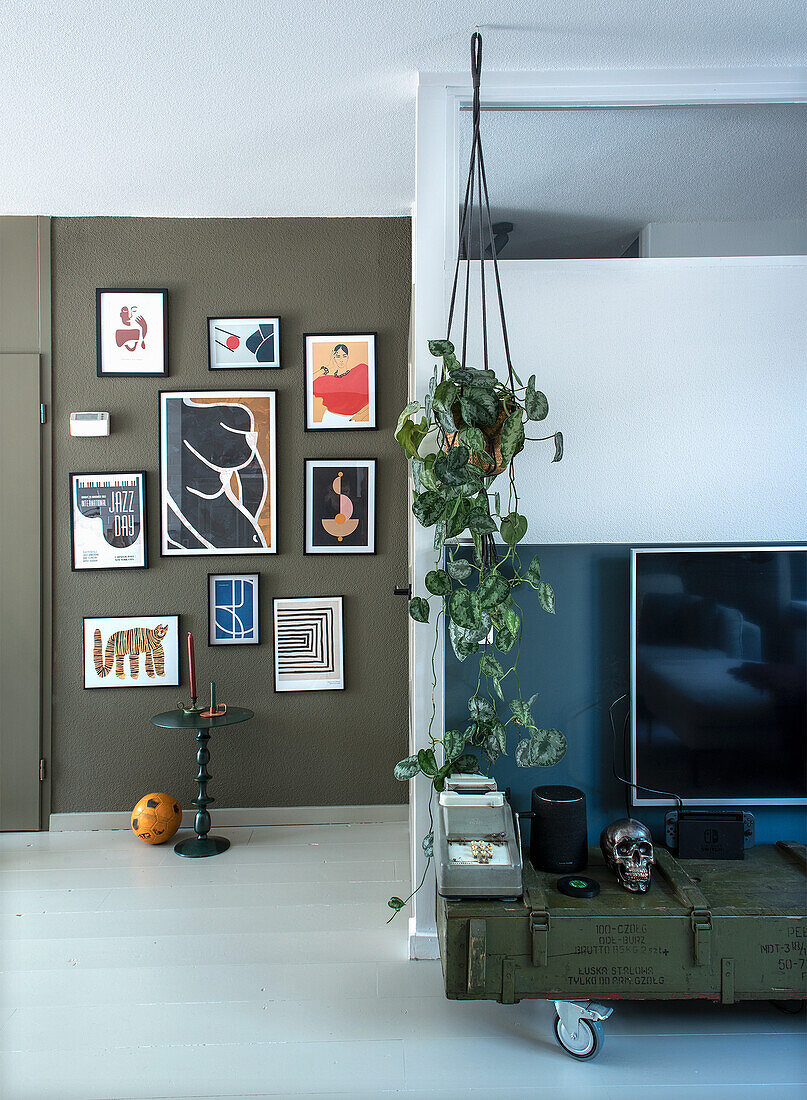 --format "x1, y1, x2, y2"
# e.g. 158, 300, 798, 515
556, 874, 601, 899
